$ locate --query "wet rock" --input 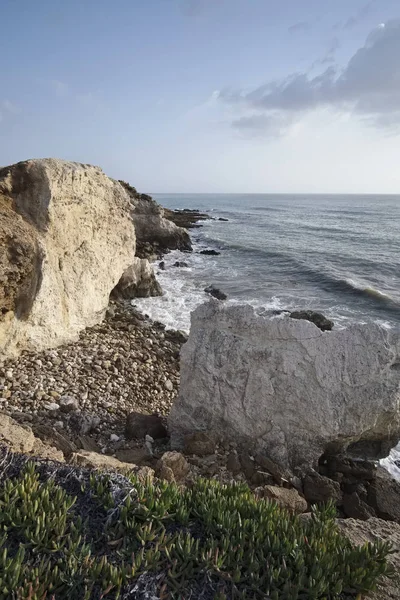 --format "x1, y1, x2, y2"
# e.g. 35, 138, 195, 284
159, 261, 165, 271
302, 470, 342, 505
125, 412, 168, 441
289, 310, 334, 331
157, 451, 190, 483
218, 218, 229, 221
199, 249, 220, 256
263, 486, 308, 514
173, 261, 189, 268
184, 432, 216, 457
204, 286, 227, 300
112, 258, 162, 299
